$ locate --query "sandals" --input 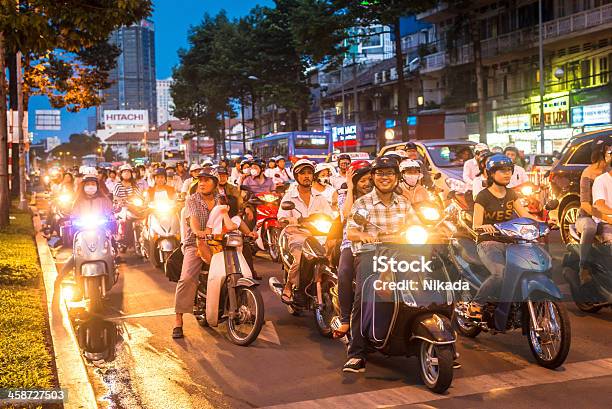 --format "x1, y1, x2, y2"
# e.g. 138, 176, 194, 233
172, 326, 184, 339
281, 288, 293, 305
332, 323, 350, 339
